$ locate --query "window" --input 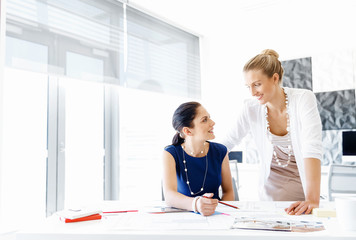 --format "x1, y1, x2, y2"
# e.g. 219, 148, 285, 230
118, 88, 193, 200
5, 36, 48, 72
2, 68, 48, 228
64, 51, 105, 207
2, 0, 201, 228
117, 6, 200, 200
